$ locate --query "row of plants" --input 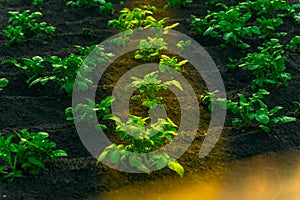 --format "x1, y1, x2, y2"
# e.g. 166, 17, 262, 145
1, 0, 119, 46
2, 44, 114, 95
0, 4, 190, 181
0, 53, 67, 183
70, 5, 189, 176
198, 1, 299, 131
191, 0, 300, 49
2, 0, 195, 47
